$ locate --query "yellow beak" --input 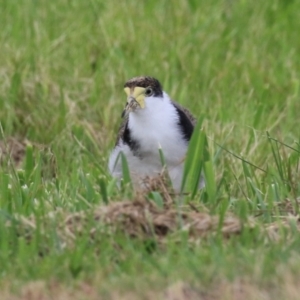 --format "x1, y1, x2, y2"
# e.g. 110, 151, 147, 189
121, 96, 139, 118
122, 87, 146, 118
